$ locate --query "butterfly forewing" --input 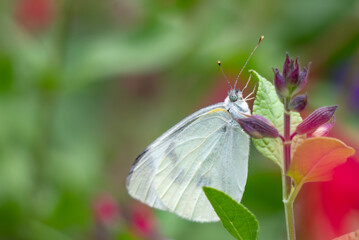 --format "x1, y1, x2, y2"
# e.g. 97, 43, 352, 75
127, 104, 227, 211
